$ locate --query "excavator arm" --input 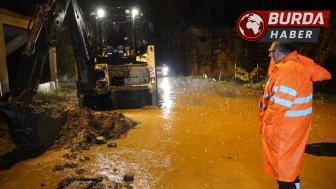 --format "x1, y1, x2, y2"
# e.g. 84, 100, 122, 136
0, 0, 96, 147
